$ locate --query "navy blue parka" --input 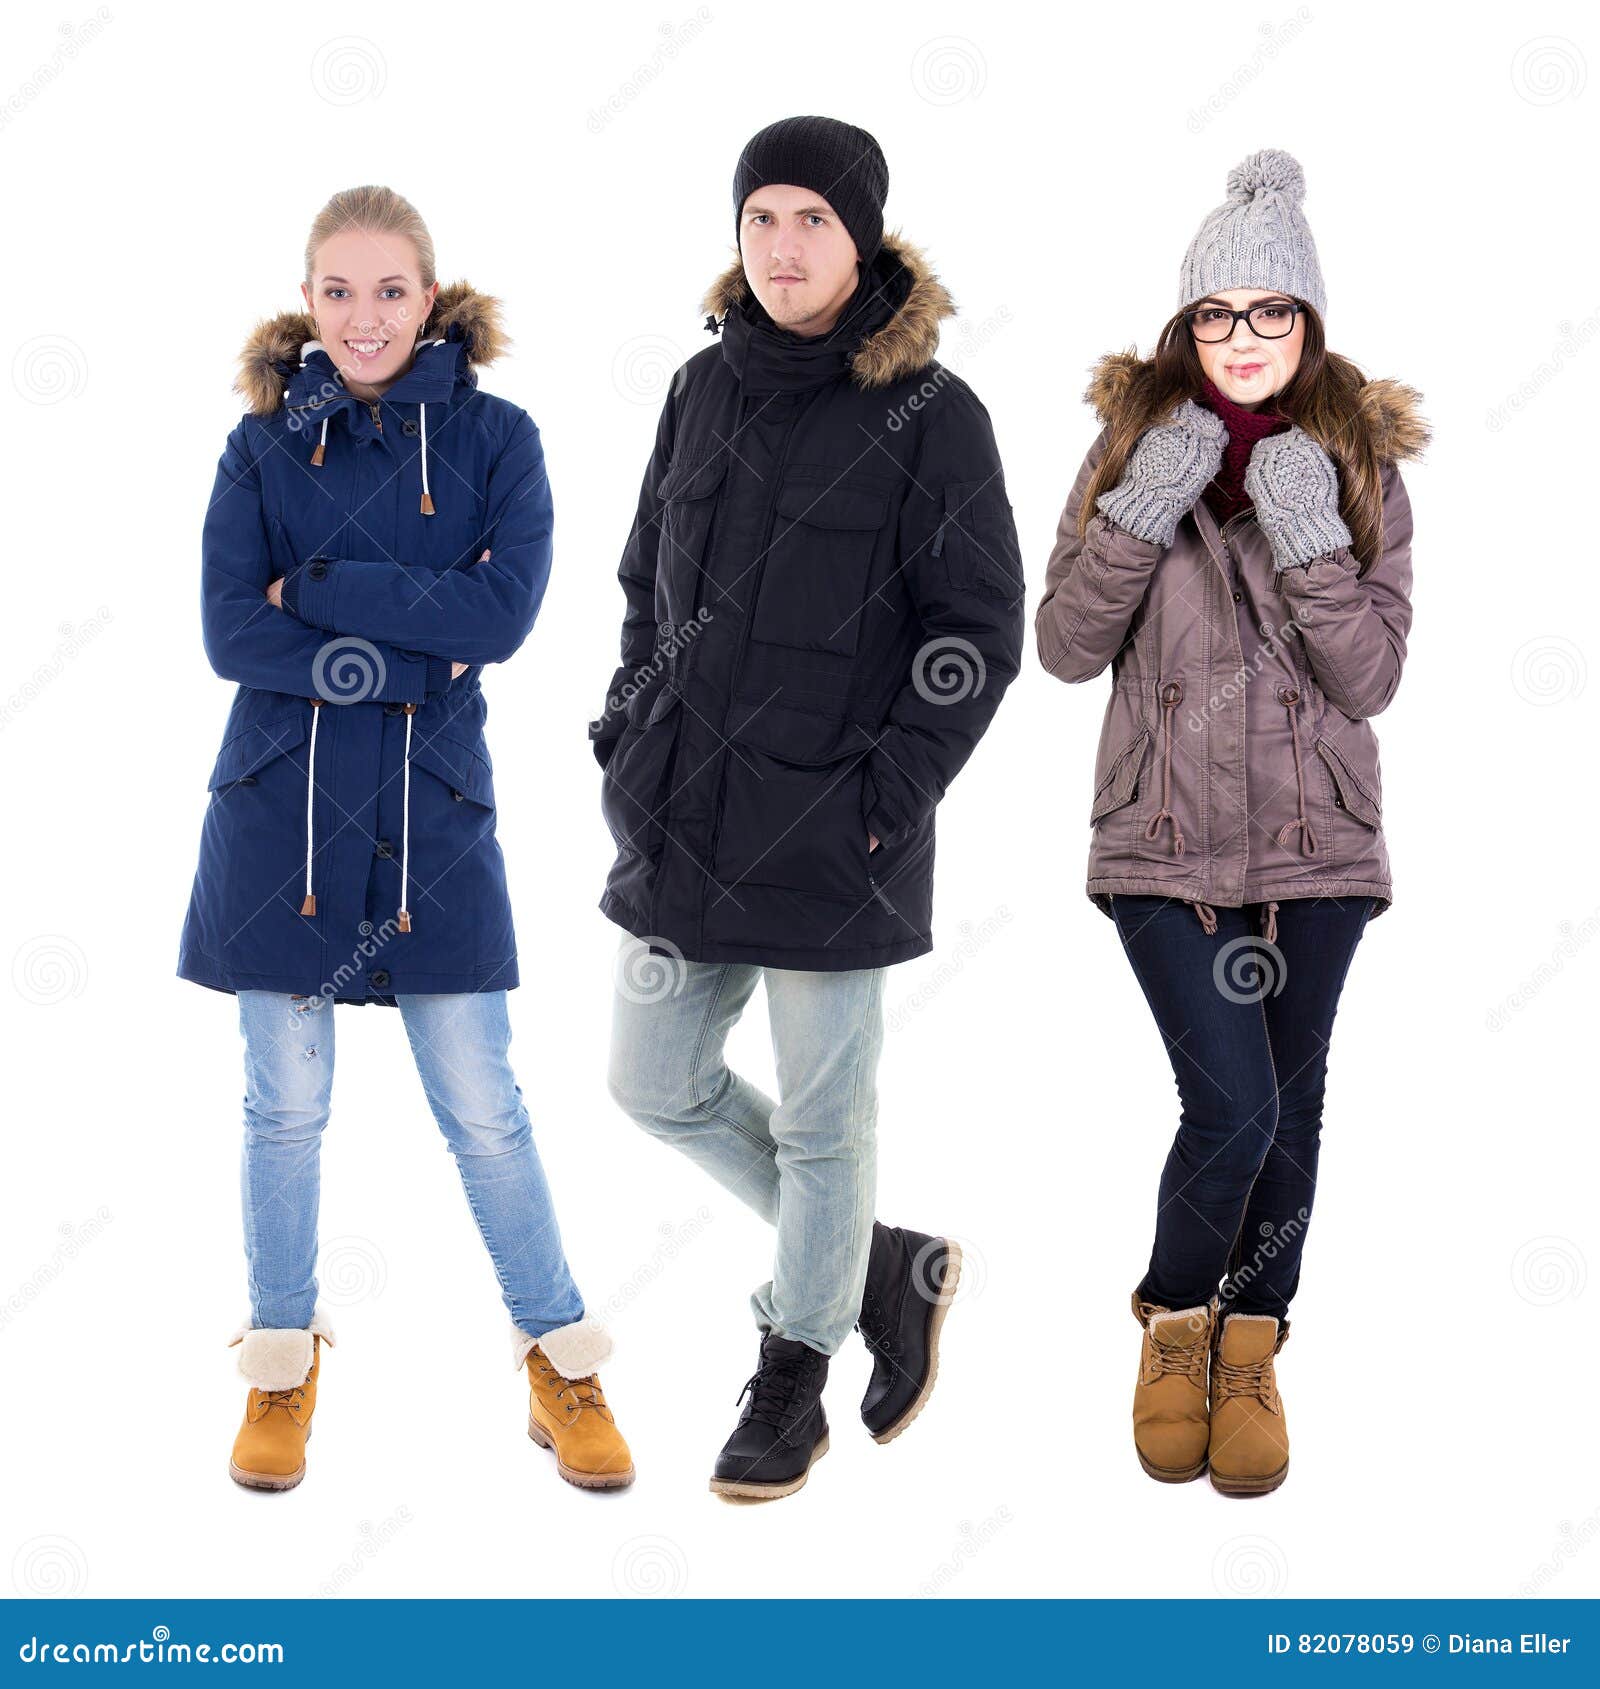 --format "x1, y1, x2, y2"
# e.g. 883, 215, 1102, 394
178, 284, 552, 1005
